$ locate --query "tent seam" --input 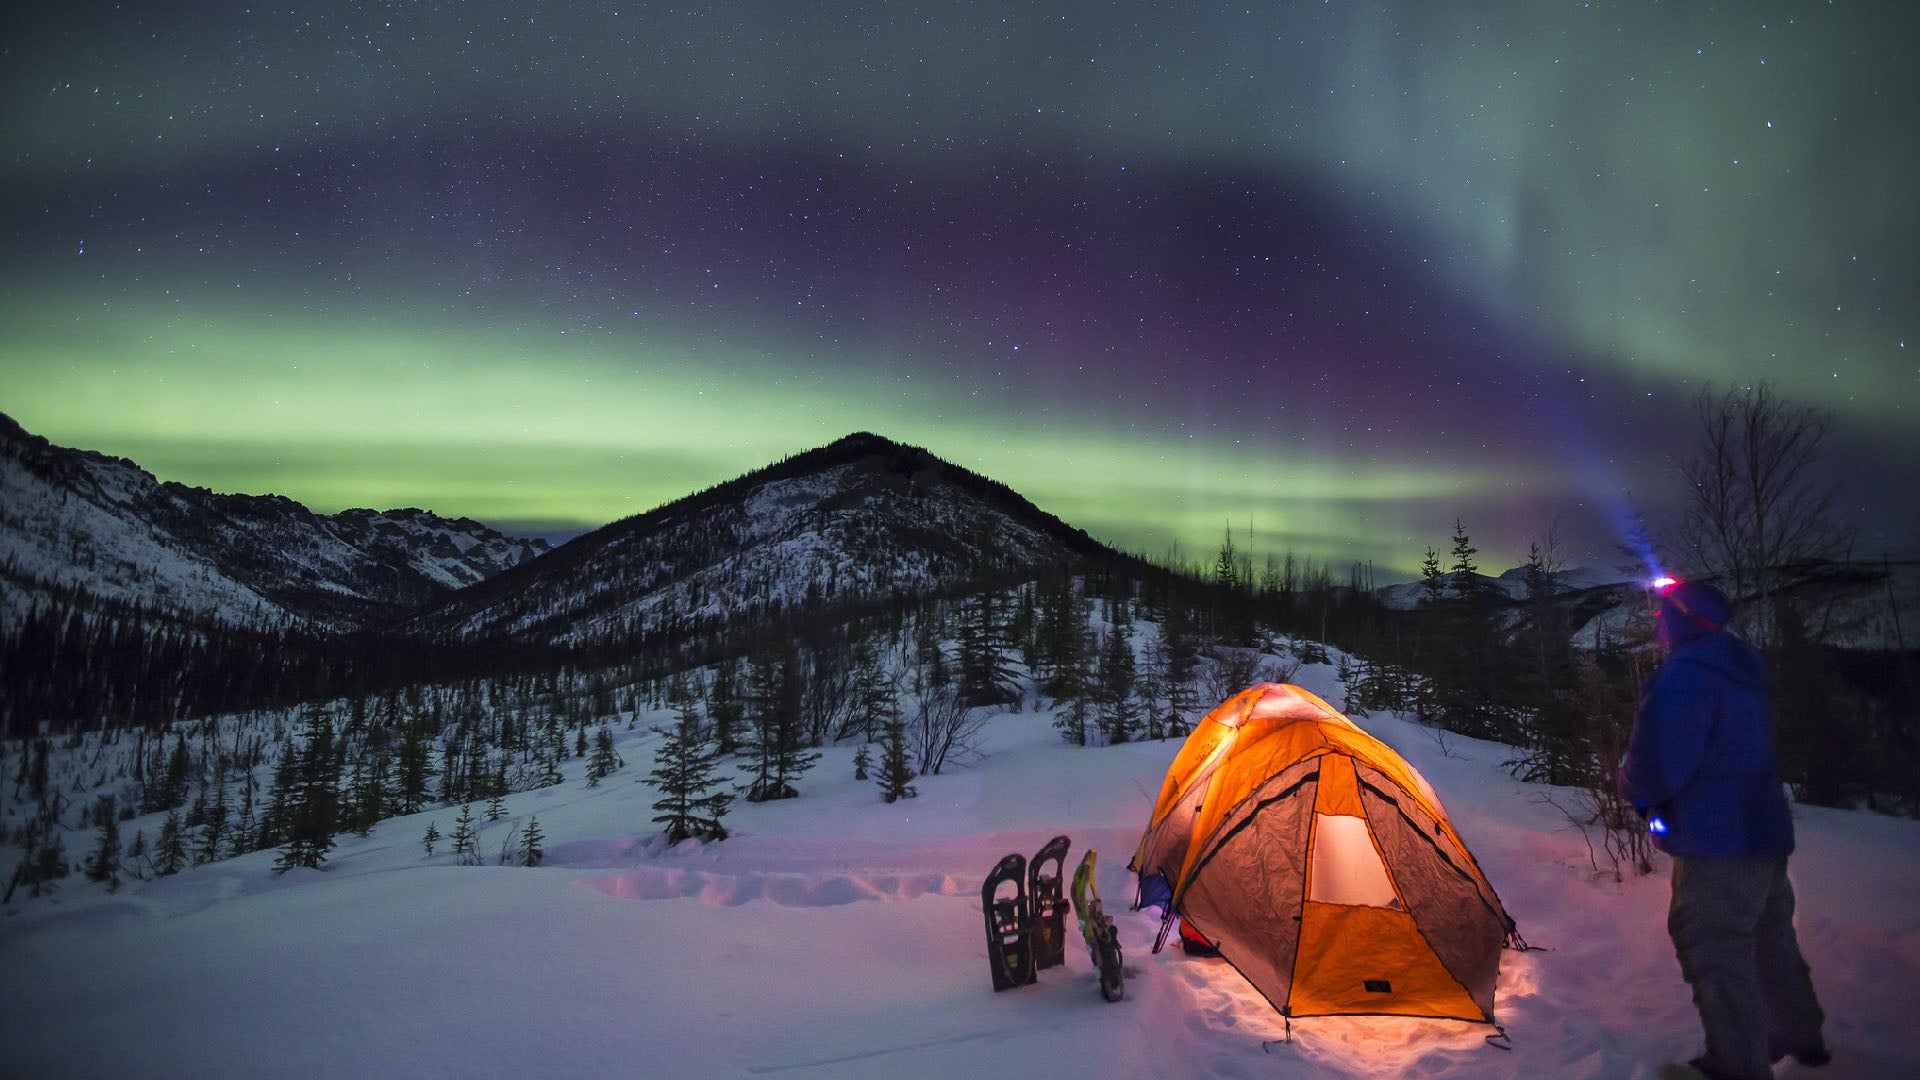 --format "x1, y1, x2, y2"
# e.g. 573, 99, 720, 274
1356, 774, 1514, 930
1174, 768, 1320, 908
